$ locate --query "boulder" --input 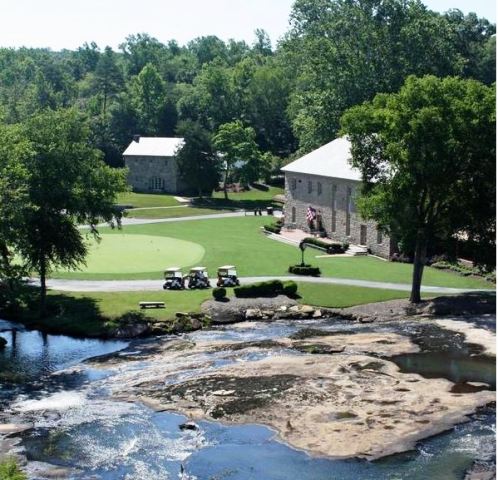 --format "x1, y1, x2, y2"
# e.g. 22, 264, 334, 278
0, 337, 7, 349
113, 322, 150, 338
190, 318, 203, 330
179, 421, 199, 431
245, 309, 263, 320
312, 309, 322, 318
